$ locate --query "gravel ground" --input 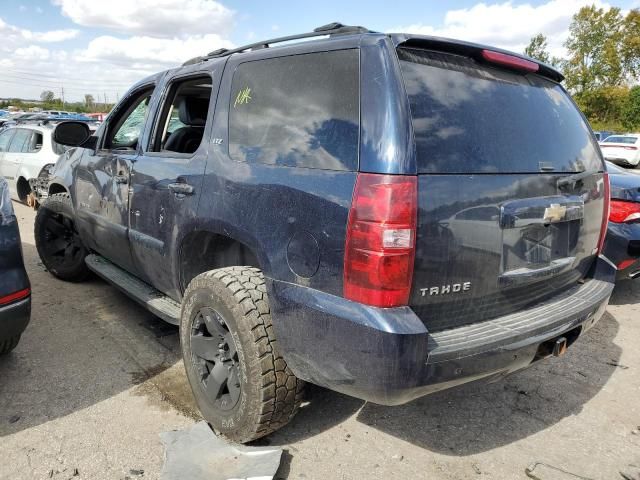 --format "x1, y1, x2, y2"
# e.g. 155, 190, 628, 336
1, 201, 639, 480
